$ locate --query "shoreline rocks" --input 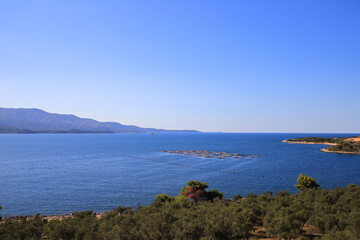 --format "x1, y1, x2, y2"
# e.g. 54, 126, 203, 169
320, 148, 360, 155
283, 139, 359, 154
